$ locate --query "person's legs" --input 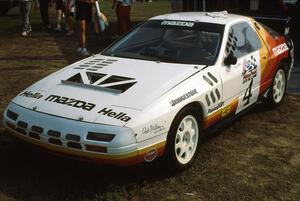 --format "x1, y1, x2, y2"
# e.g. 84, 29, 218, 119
78, 20, 86, 48
38, 0, 50, 28
20, 1, 32, 36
